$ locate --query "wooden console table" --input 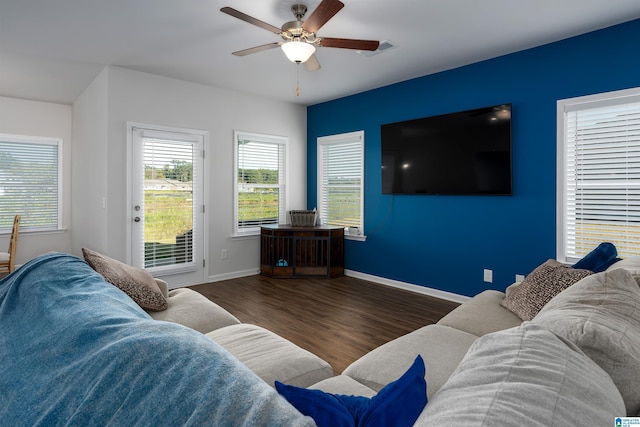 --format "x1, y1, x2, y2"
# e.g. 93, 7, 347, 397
260, 225, 344, 278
